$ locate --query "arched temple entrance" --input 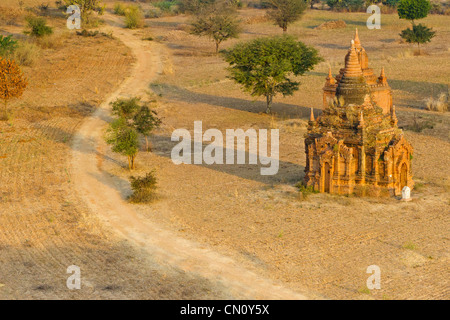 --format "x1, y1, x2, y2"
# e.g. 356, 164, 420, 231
324, 162, 331, 193
400, 162, 408, 190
